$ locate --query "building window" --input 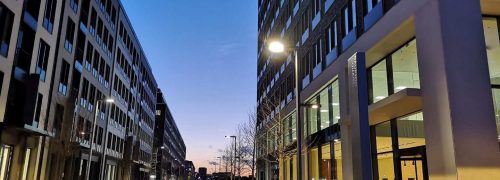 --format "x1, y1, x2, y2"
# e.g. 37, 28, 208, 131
308, 148, 319, 180
331, 80, 340, 124
33, 93, 43, 127
312, 0, 321, 17
64, 19, 75, 53
364, 0, 381, 15
43, 0, 57, 33
59, 60, 70, 95
368, 39, 419, 103
36, 40, 50, 81
0, 3, 14, 57
342, 0, 357, 37
483, 17, 500, 145
0, 145, 13, 180
69, 0, 78, 13
307, 97, 318, 135
371, 112, 426, 180
369, 59, 389, 103
319, 88, 329, 130
325, 20, 338, 55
